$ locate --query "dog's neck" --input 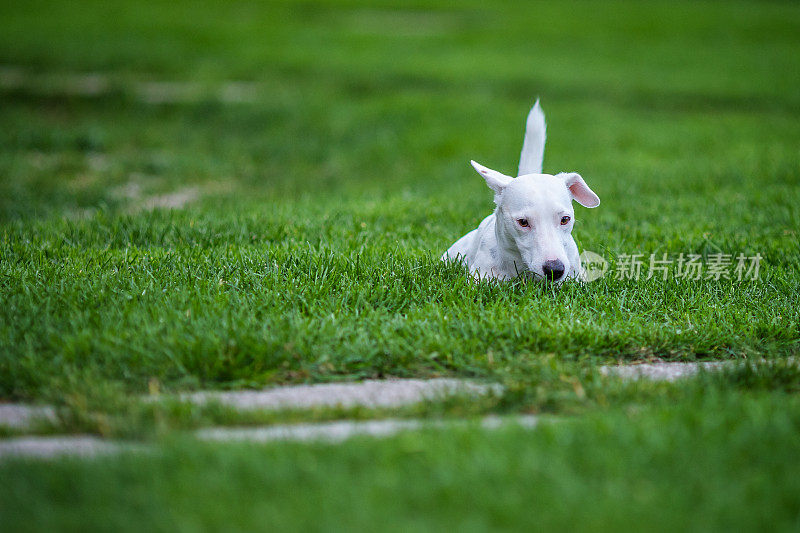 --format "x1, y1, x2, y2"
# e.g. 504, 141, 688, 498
493, 207, 526, 274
